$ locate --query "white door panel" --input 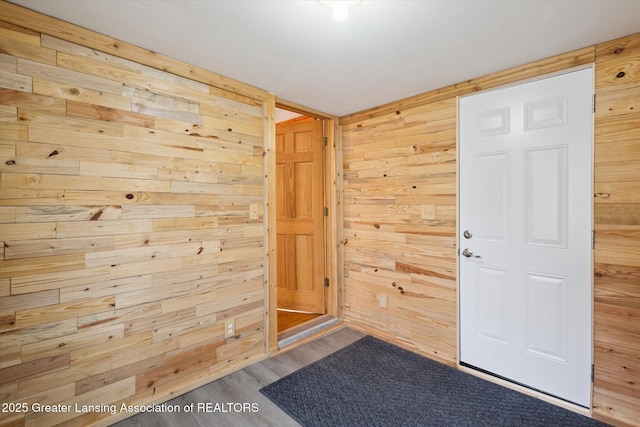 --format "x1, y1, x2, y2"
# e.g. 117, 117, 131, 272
459, 68, 593, 407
